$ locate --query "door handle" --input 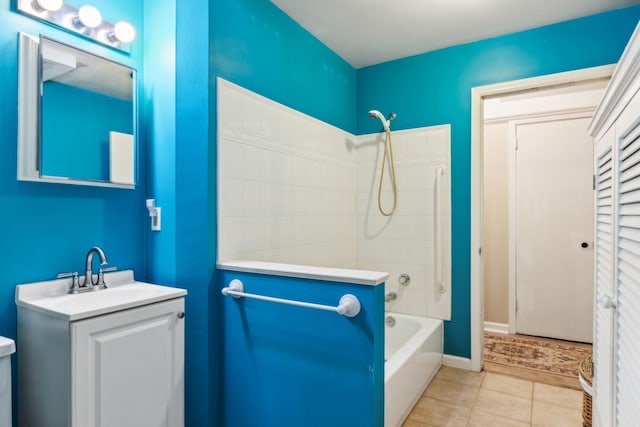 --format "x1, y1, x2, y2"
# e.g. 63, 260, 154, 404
581, 242, 589, 248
